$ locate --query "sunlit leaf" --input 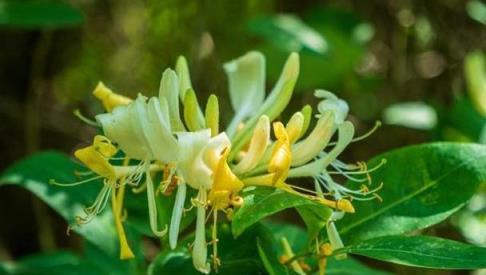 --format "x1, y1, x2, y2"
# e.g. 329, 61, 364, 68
383, 102, 438, 130
232, 186, 331, 237
248, 14, 328, 55
464, 51, 486, 115
338, 143, 486, 244
467, 0, 486, 25
340, 235, 486, 269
